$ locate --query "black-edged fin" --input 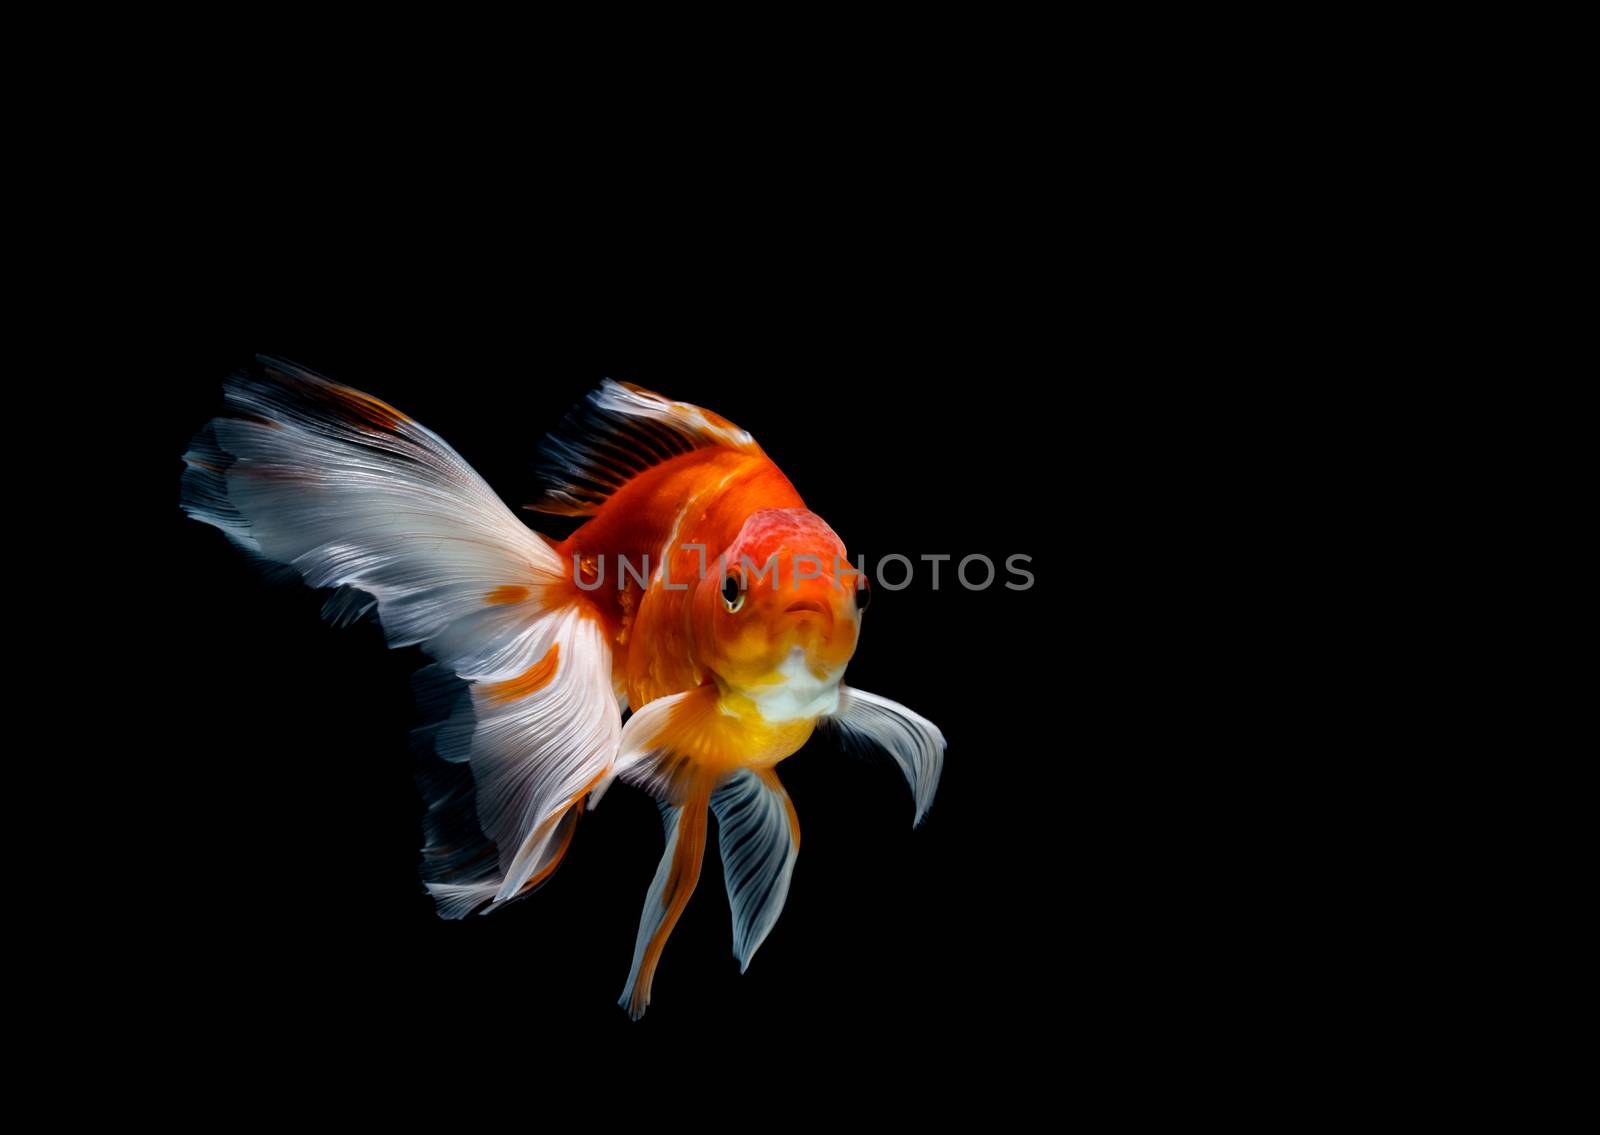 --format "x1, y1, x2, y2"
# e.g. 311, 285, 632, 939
528, 380, 763, 516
